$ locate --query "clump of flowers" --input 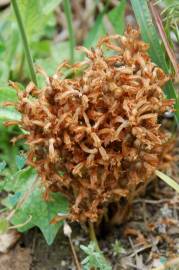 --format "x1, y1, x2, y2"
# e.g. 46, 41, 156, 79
9, 27, 174, 223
